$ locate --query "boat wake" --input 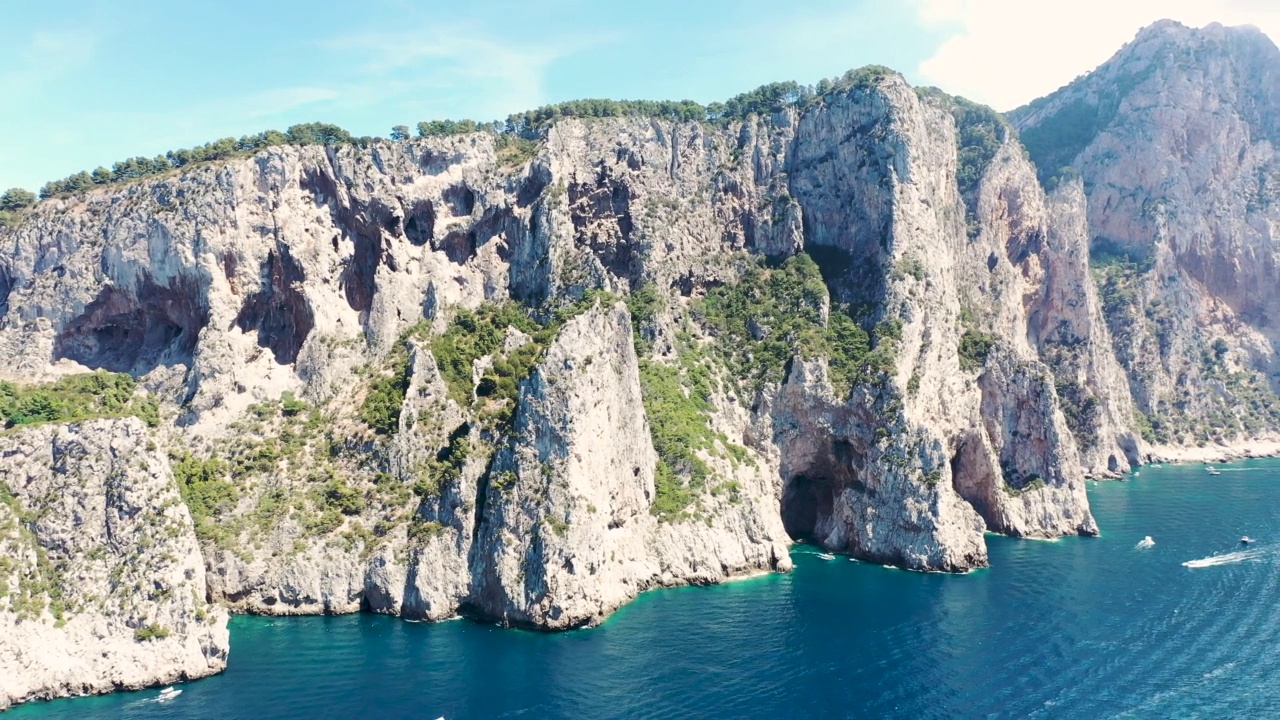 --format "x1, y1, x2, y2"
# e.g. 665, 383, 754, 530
1181, 548, 1267, 568
124, 687, 182, 709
